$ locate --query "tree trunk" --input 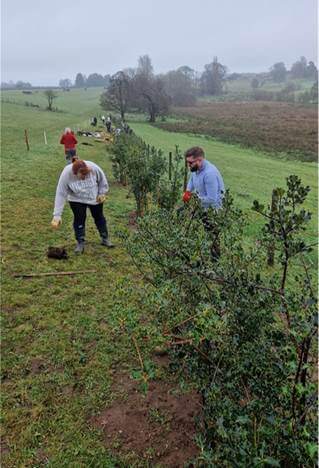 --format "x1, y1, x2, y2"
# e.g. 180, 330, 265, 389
149, 110, 156, 122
